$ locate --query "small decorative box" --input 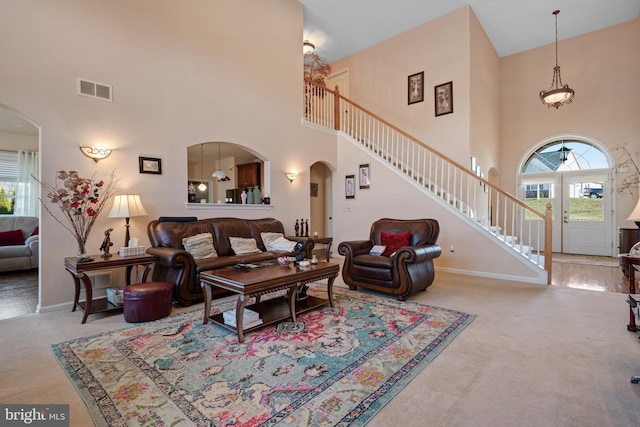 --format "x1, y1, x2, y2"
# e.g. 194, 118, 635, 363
119, 246, 147, 257
106, 287, 124, 306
